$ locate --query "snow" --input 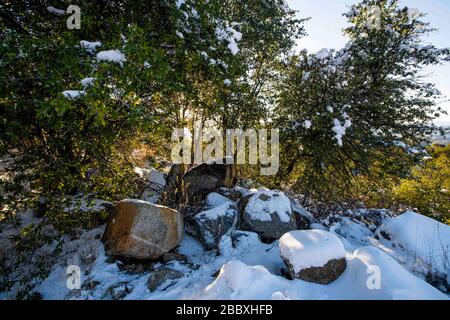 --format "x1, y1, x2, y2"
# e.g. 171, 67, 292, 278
315, 48, 330, 60
200, 246, 447, 300
144, 61, 151, 69
133, 167, 166, 203
96, 50, 126, 66
62, 90, 85, 100
224, 79, 232, 86
245, 189, 292, 223
47, 6, 65, 15
302, 72, 310, 81
3, 183, 449, 300
175, 0, 185, 9
378, 212, 450, 276
205, 192, 232, 207
279, 230, 346, 272
195, 202, 235, 221
80, 41, 101, 54
280, 0, 291, 13
134, 167, 166, 187
5, 214, 448, 300
216, 26, 242, 56
80, 77, 95, 88
407, 8, 421, 20
332, 113, 352, 146
175, 31, 184, 39
303, 120, 312, 129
